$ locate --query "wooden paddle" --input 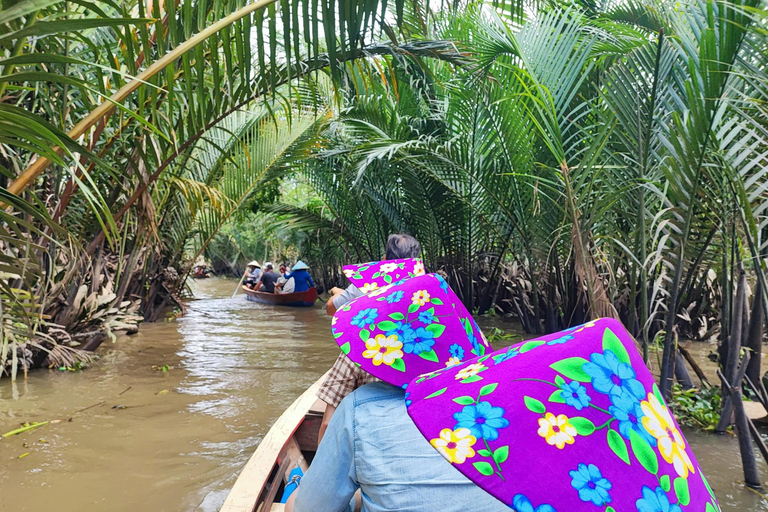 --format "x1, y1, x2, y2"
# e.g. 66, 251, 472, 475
232, 273, 246, 297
